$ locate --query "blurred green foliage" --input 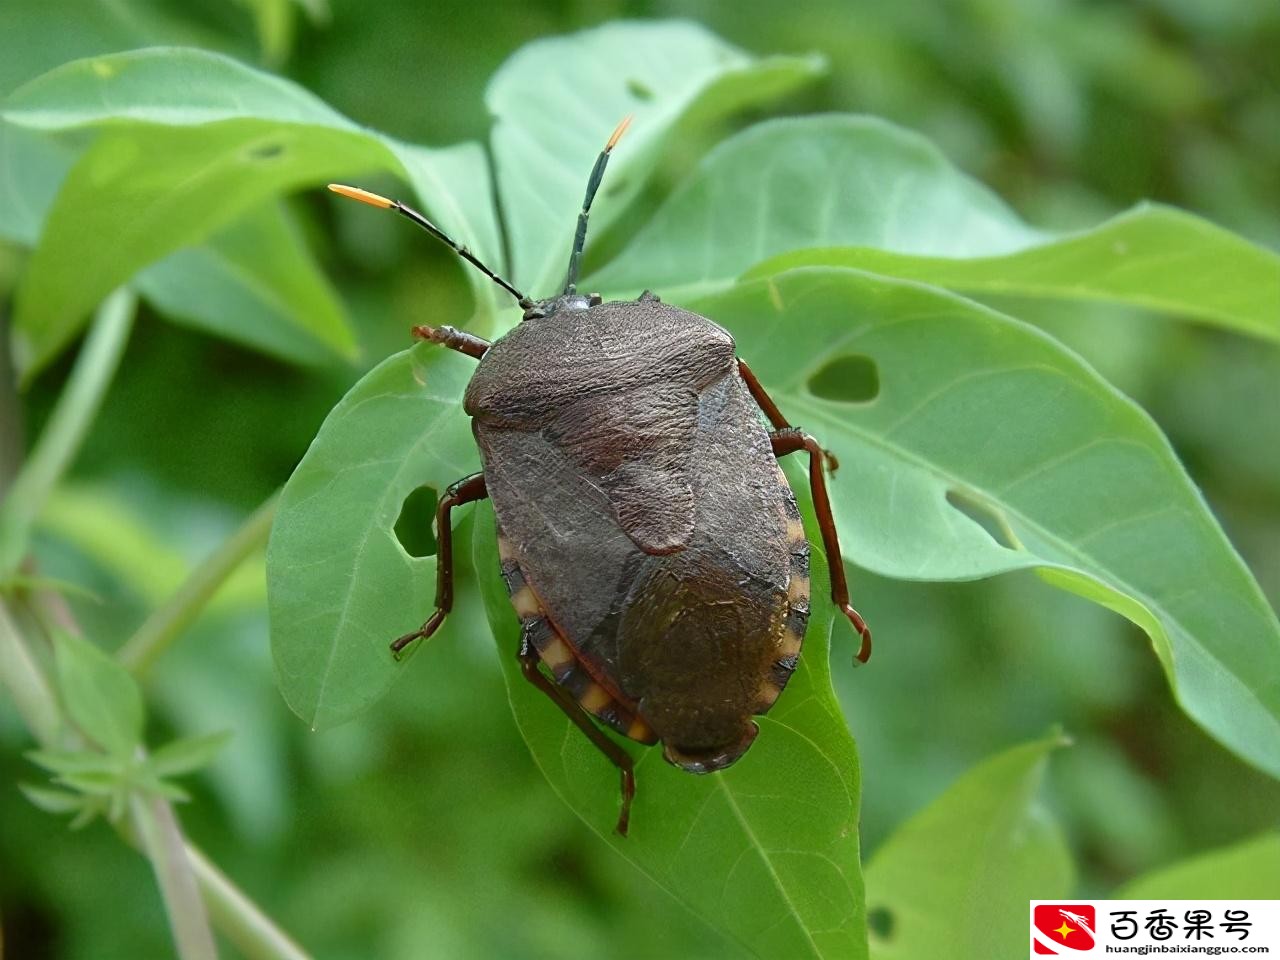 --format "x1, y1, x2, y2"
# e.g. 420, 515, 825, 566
1, 1, 1278, 958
